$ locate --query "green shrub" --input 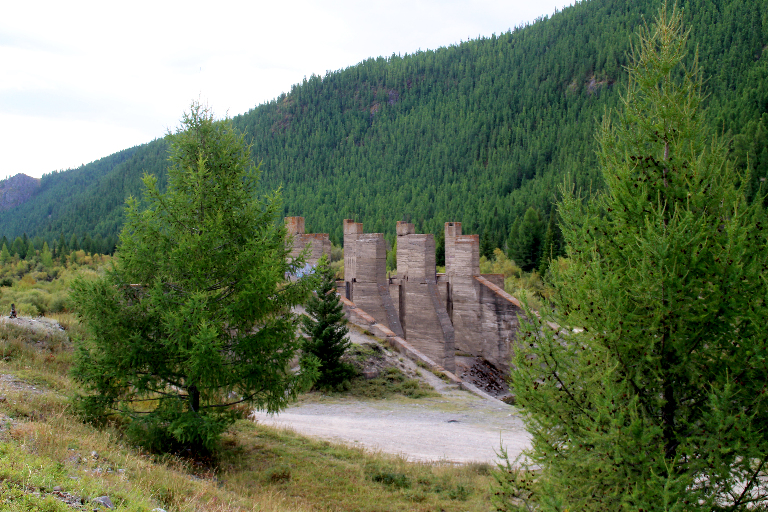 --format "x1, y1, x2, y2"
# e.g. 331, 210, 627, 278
19, 290, 48, 316
48, 292, 70, 313
346, 366, 437, 399
15, 302, 39, 317
371, 471, 411, 489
